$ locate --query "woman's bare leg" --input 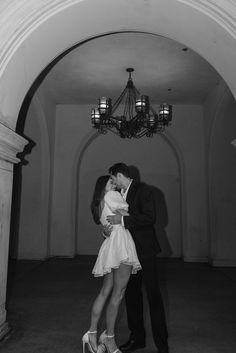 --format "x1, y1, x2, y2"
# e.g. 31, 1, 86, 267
105, 264, 132, 352
89, 272, 114, 350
